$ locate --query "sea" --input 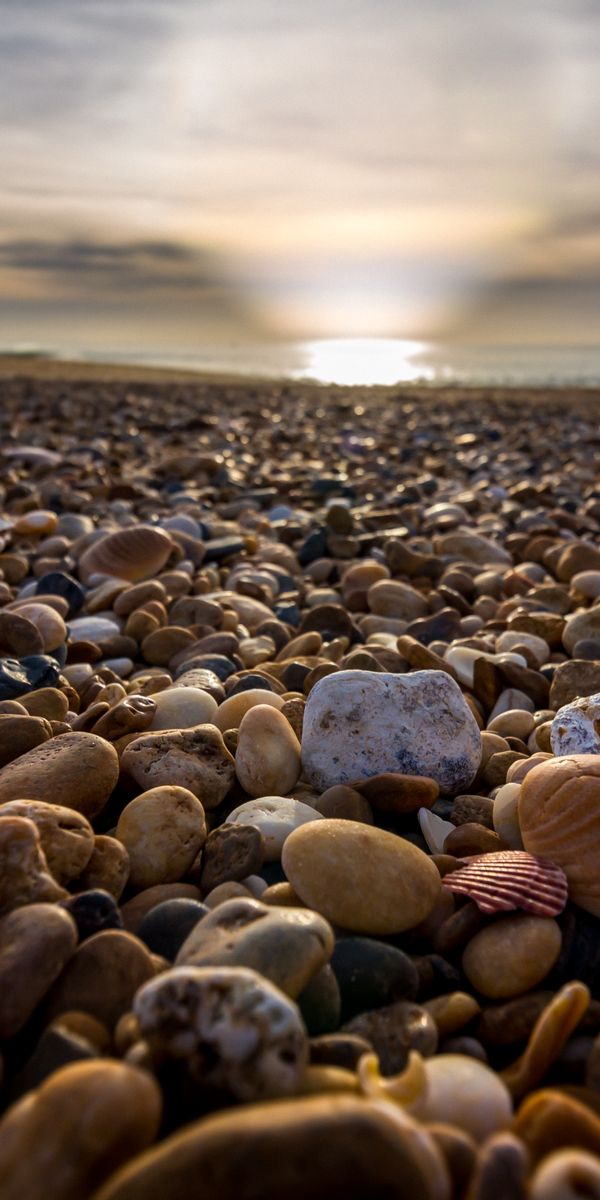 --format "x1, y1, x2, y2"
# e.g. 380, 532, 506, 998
5, 339, 600, 388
